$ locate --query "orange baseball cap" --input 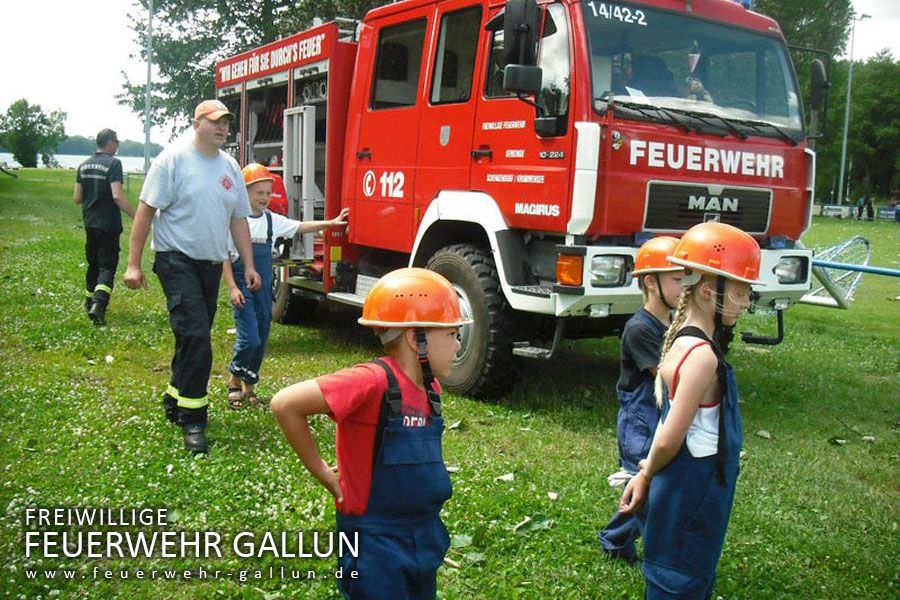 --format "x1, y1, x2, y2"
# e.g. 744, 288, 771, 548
194, 99, 234, 121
